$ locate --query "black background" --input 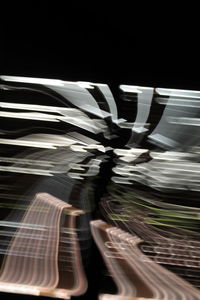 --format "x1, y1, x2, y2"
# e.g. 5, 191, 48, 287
1, 3, 200, 91
1, 2, 200, 300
